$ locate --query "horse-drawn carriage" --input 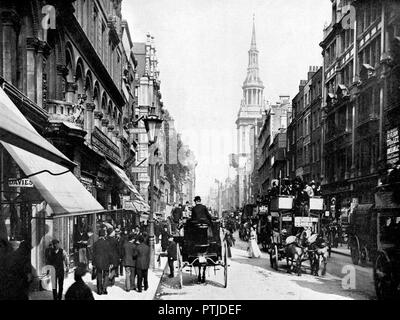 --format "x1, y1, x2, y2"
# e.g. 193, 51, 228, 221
173, 218, 229, 288
267, 195, 328, 276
